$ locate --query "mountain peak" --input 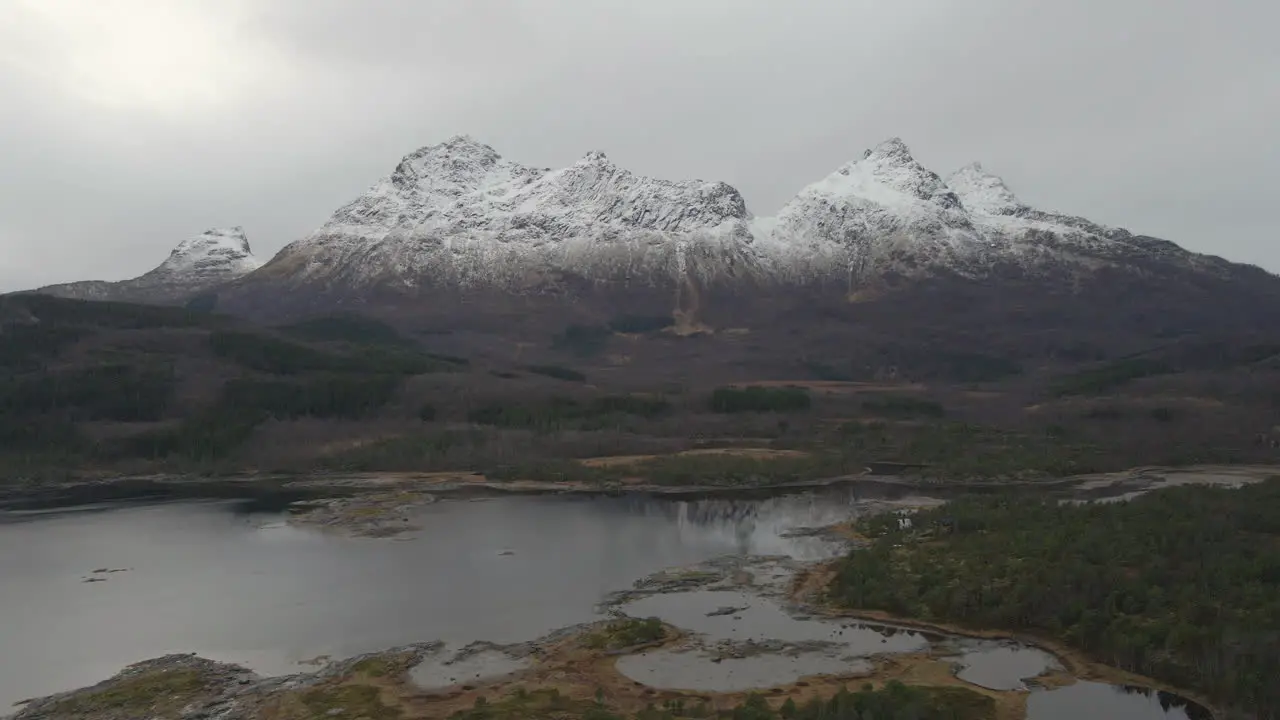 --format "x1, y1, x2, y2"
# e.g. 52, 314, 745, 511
34, 227, 261, 303
400, 135, 504, 172
946, 163, 1024, 215
799, 136, 961, 209
863, 137, 915, 164
359, 137, 547, 230
438, 134, 493, 152
174, 226, 251, 254
156, 227, 261, 275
